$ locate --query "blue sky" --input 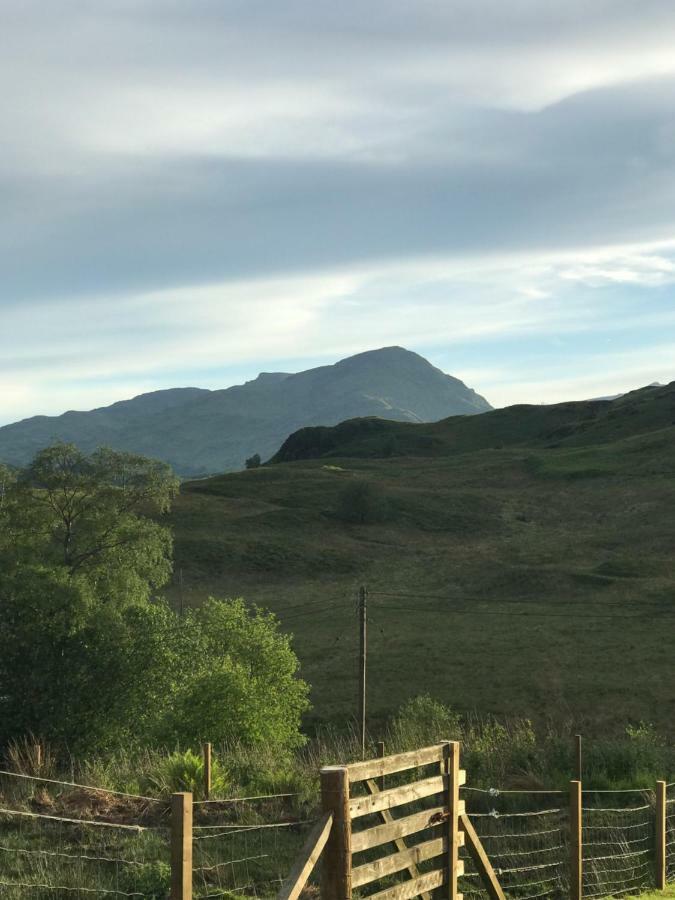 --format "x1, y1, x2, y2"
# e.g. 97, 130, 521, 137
1, 0, 674, 424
